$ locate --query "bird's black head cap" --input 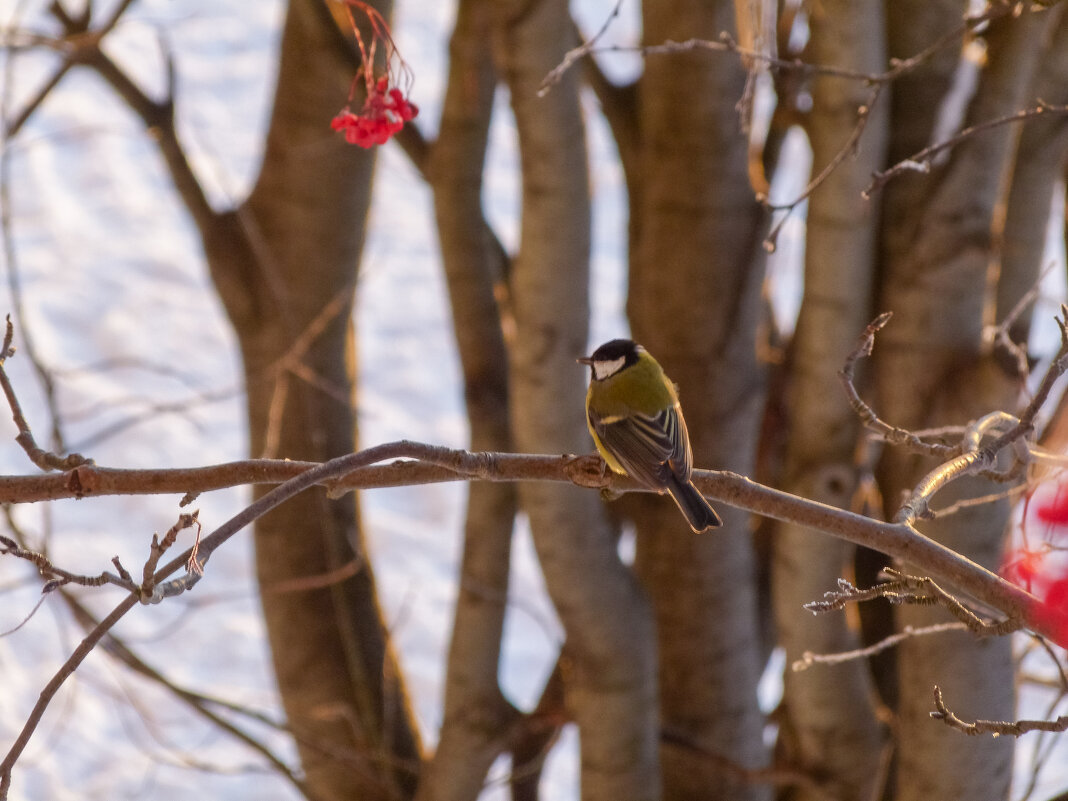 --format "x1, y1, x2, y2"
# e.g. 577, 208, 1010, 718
589, 339, 641, 365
